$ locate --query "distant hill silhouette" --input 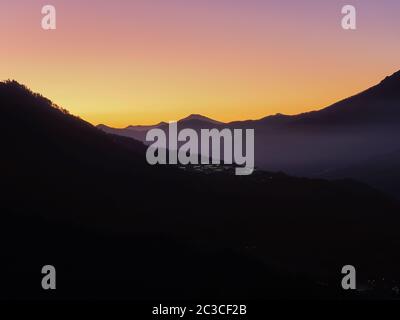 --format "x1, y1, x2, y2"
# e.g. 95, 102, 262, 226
99, 70, 400, 197
2, 80, 400, 300
322, 149, 400, 199
98, 113, 226, 143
